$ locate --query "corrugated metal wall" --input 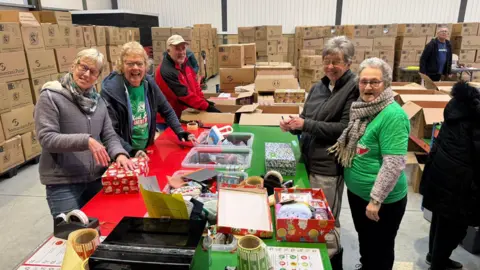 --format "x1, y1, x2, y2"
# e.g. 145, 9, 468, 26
227, 0, 336, 34
118, 0, 221, 29
342, 0, 460, 24
42, 0, 83, 10
465, 0, 480, 22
